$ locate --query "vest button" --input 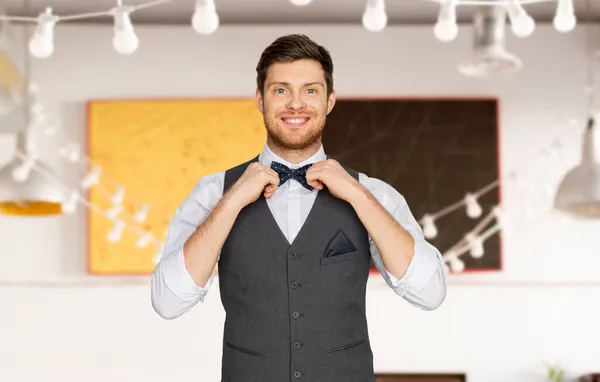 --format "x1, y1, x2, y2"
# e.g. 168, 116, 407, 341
291, 281, 299, 288
290, 252, 297, 259
293, 341, 302, 349
292, 311, 300, 319
293, 371, 302, 378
